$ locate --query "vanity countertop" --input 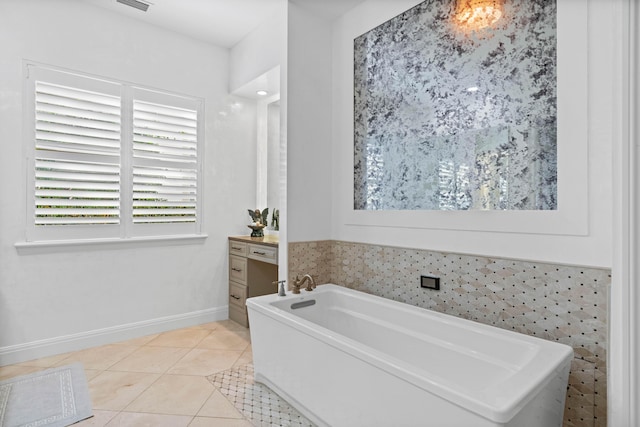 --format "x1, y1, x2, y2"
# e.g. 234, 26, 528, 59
229, 235, 279, 247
